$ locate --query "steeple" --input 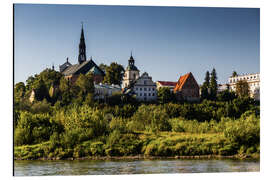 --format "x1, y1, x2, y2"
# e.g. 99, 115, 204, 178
126, 52, 138, 71
78, 22, 86, 64
128, 51, 135, 66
